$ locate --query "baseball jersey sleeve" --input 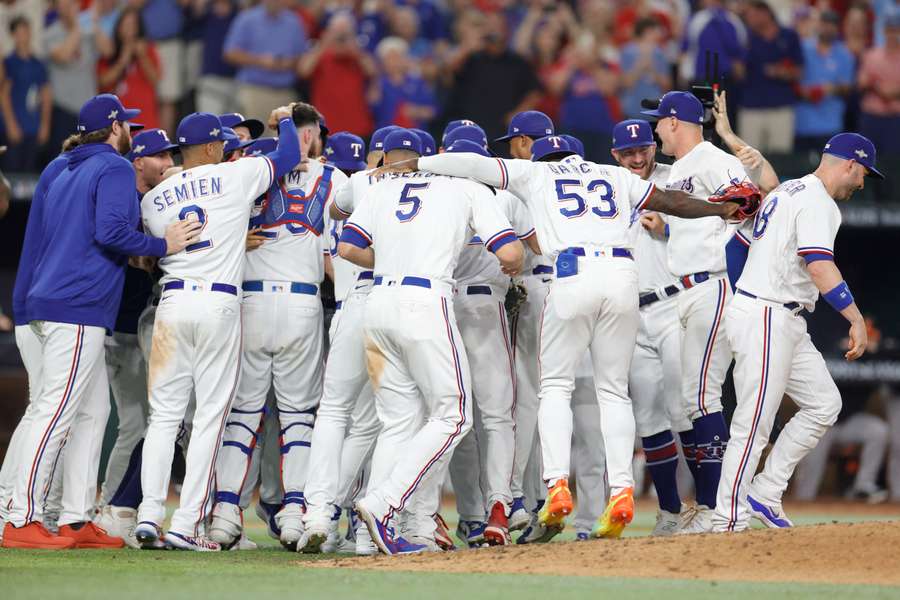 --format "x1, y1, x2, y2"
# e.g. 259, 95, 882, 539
700, 153, 750, 197
339, 191, 375, 249
468, 185, 518, 254
233, 155, 276, 203
418, 153, 534, 201
333, 178, 355, 218
616, 165, 657, 212
503, 191, 535, 239
796, 202, 840, 264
